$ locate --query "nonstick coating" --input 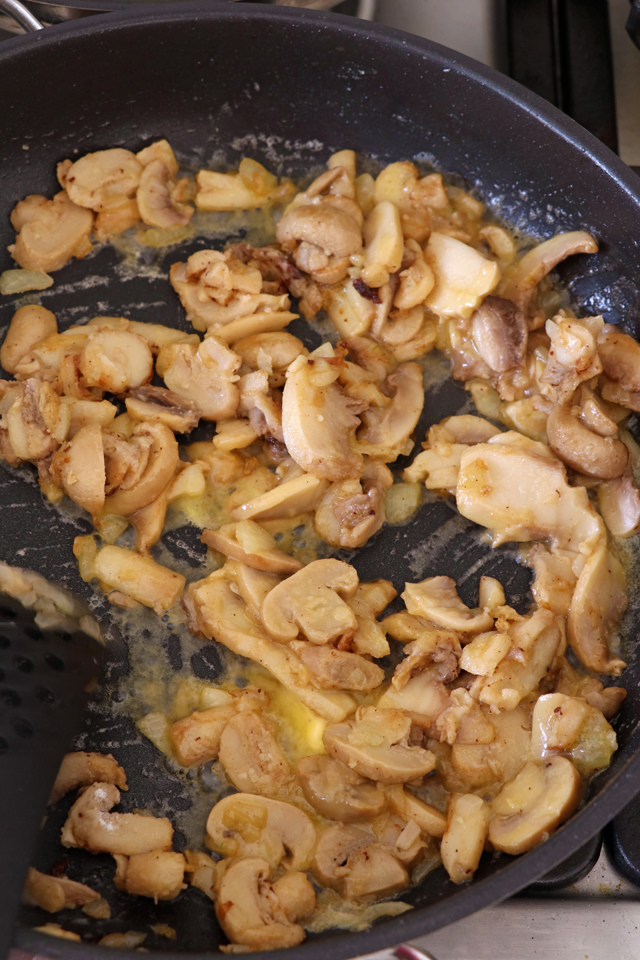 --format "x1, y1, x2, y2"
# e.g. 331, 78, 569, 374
2, 5, 640, 958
